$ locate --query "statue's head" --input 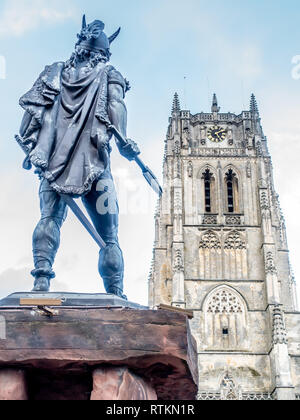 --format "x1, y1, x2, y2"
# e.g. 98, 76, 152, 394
76, 15, 120, 62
